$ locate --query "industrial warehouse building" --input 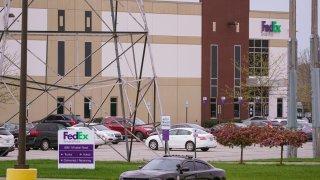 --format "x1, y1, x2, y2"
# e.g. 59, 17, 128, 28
0, 0, 289, 126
